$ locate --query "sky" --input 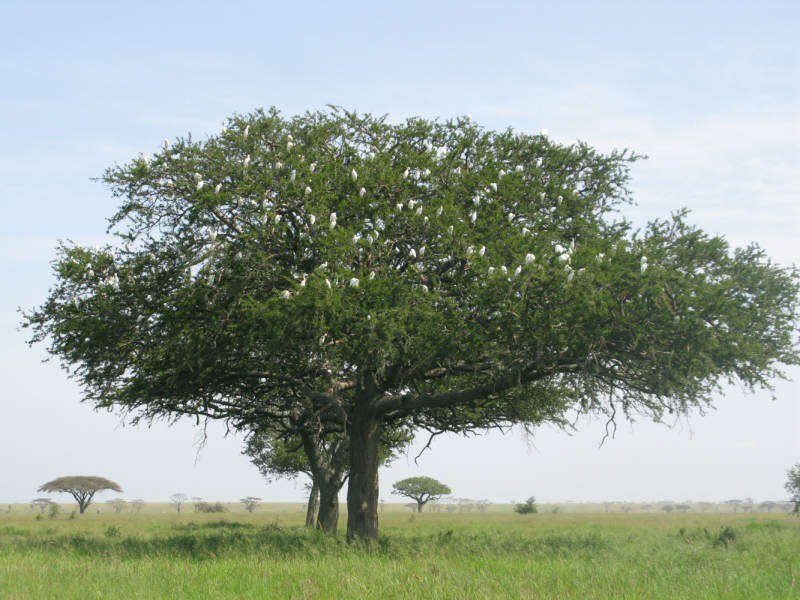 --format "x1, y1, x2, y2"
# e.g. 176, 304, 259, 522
1, 0, 798, 506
